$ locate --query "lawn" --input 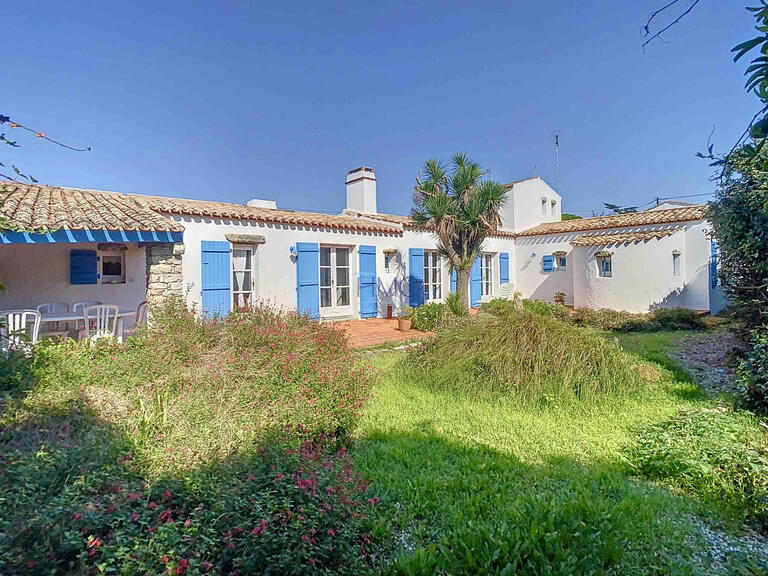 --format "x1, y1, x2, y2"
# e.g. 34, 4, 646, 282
353, 330, 767, 574
1, 305, 766, 575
